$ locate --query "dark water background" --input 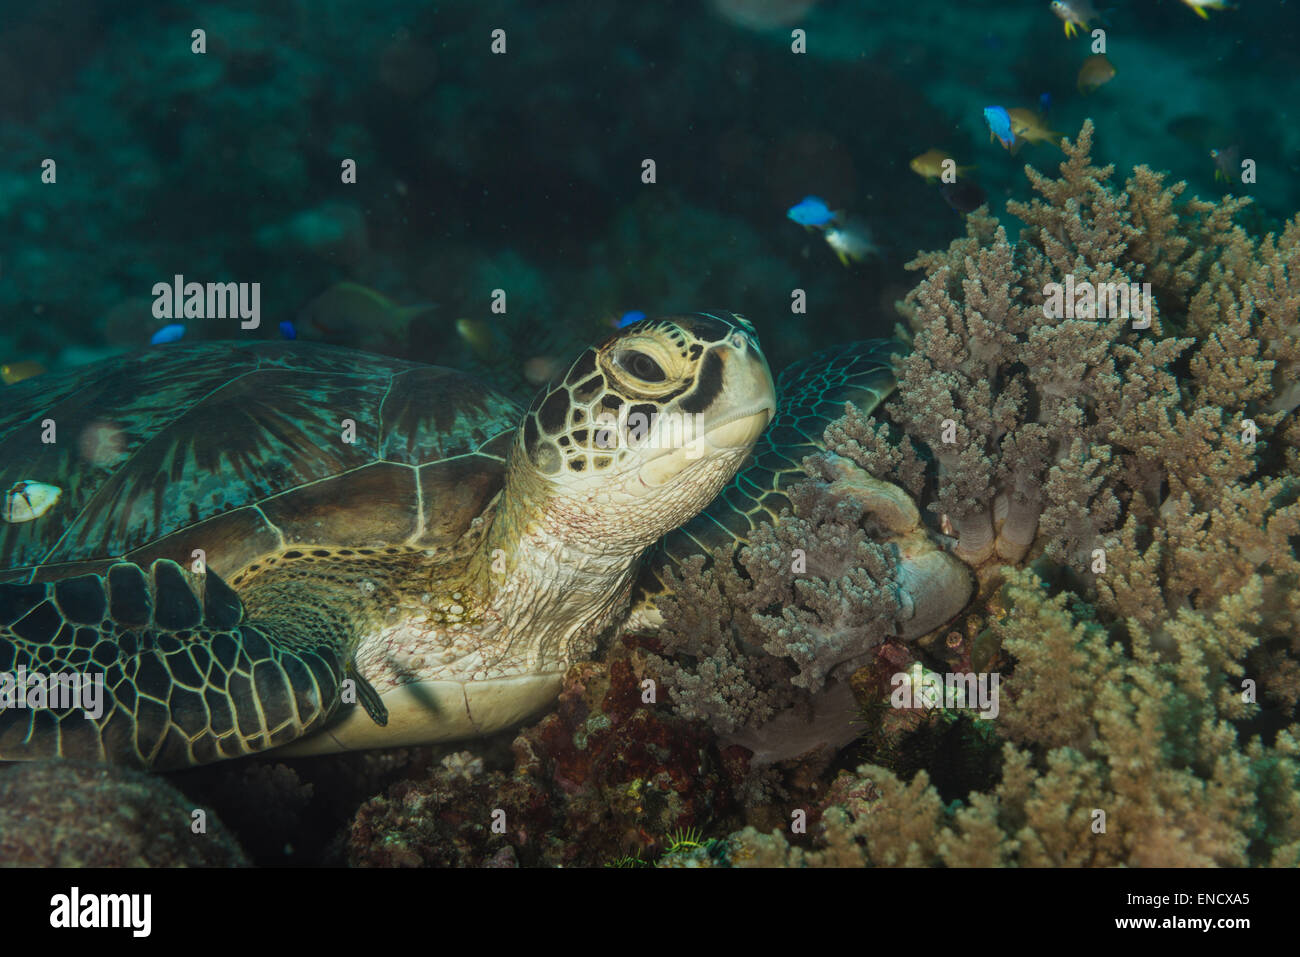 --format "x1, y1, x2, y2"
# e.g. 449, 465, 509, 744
2, 0, 1296, 391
